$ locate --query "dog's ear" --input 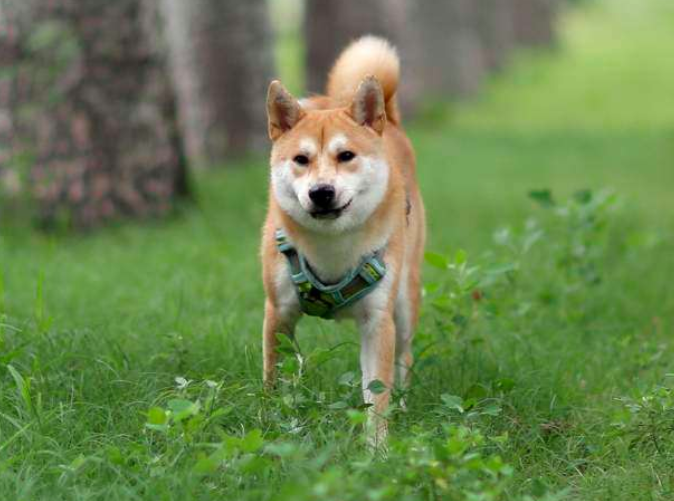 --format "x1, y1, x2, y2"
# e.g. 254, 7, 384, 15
350, 76, 386, 135
267, 80, 304, 141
